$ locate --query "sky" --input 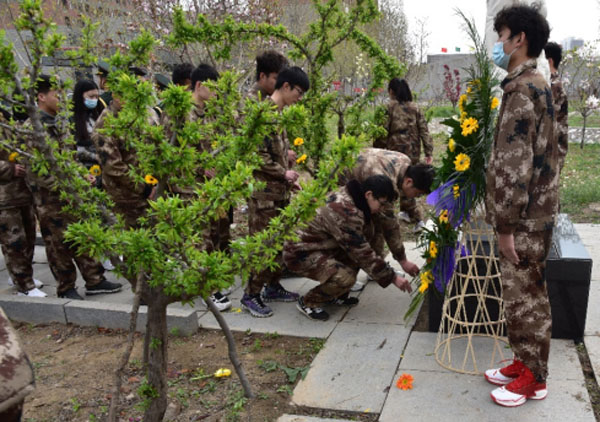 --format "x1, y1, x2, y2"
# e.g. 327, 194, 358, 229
401, 0, 600, 56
